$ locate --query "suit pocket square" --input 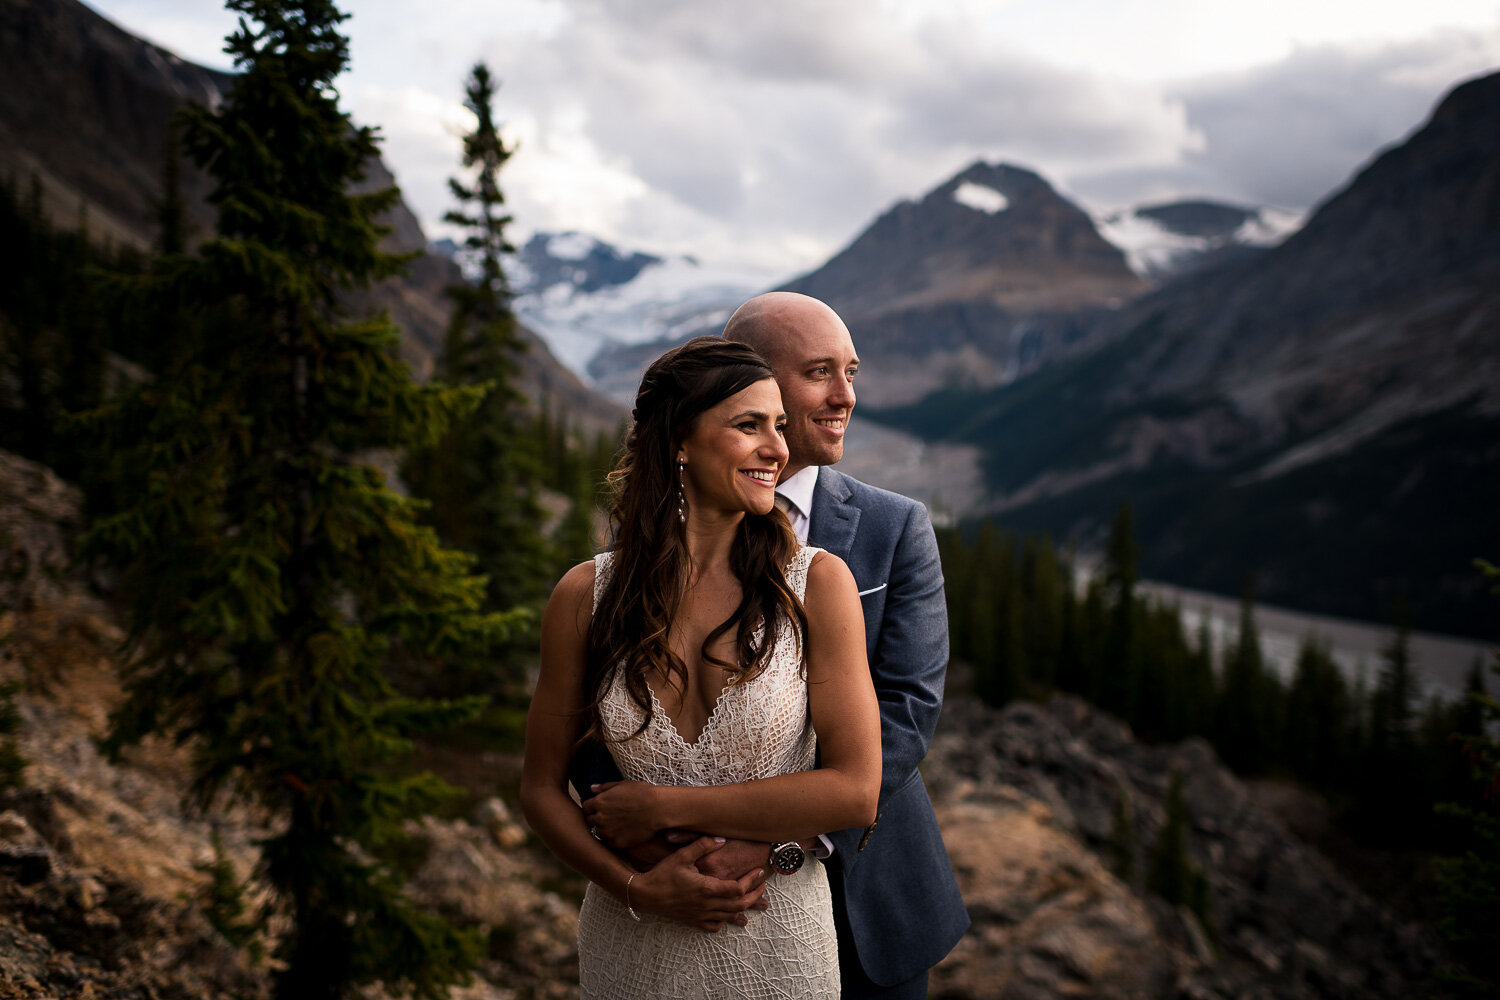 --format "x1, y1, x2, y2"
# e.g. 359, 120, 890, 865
857, 583, 887, 597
